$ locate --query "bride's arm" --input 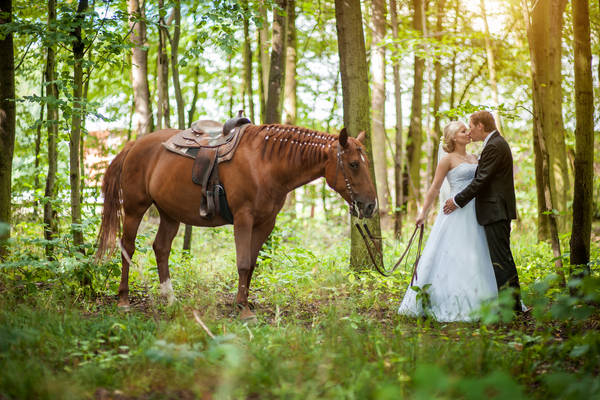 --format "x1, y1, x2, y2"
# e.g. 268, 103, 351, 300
416, 156, 451, 226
